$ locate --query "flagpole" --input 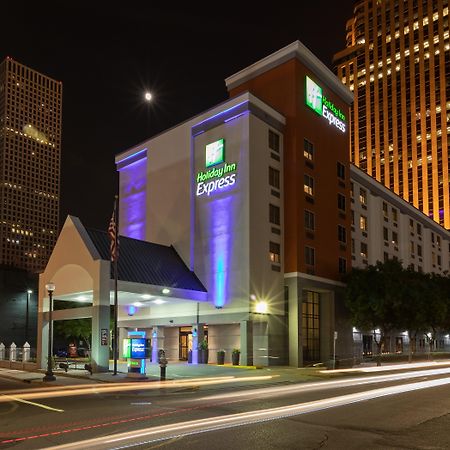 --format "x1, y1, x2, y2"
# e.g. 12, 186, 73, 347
113, 195, 119, 376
